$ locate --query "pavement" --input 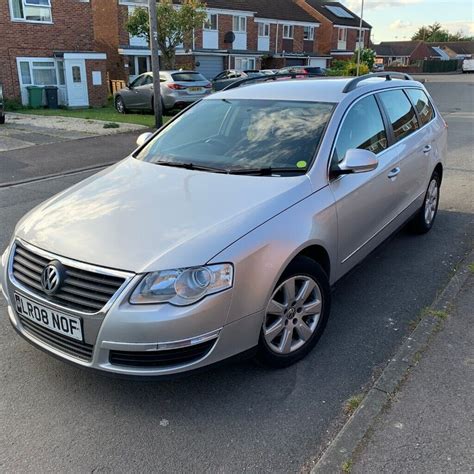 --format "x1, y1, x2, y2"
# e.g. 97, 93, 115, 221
0, 74, 472, 473
352, 273, 474, 474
